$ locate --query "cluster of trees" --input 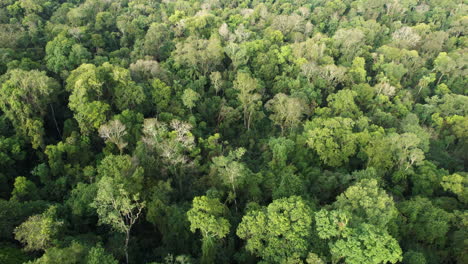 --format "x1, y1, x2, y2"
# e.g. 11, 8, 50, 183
0, 0, 466, 263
